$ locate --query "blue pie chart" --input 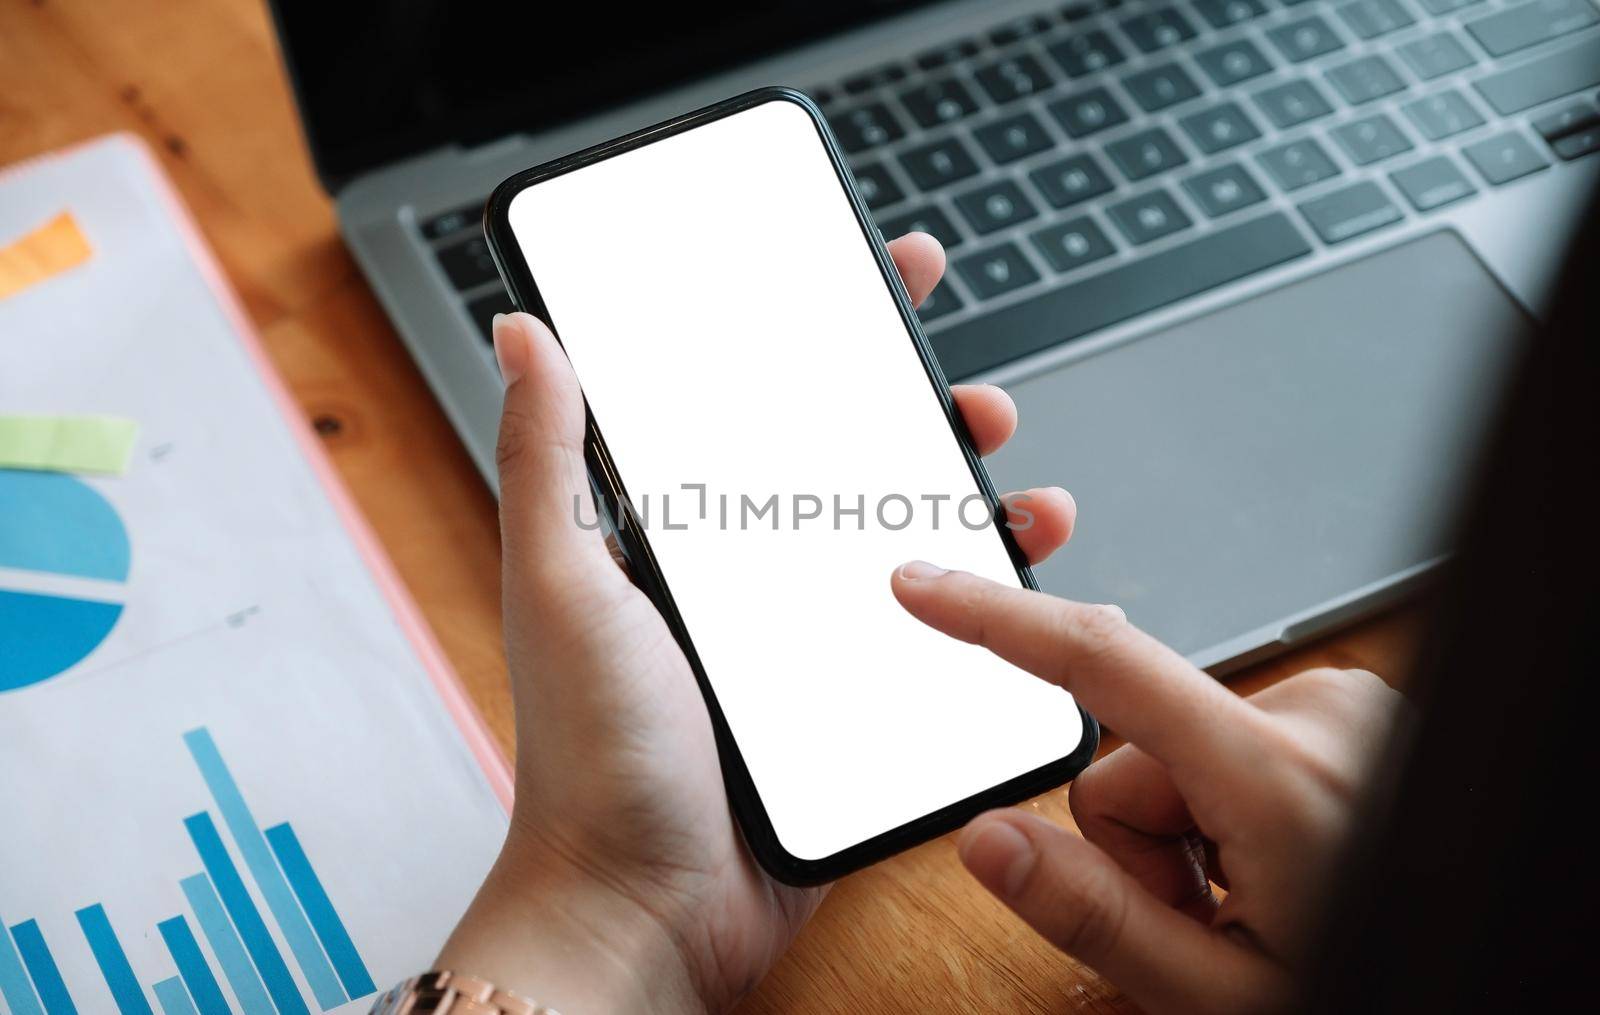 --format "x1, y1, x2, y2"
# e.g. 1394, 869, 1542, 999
0, 470, 129, 692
